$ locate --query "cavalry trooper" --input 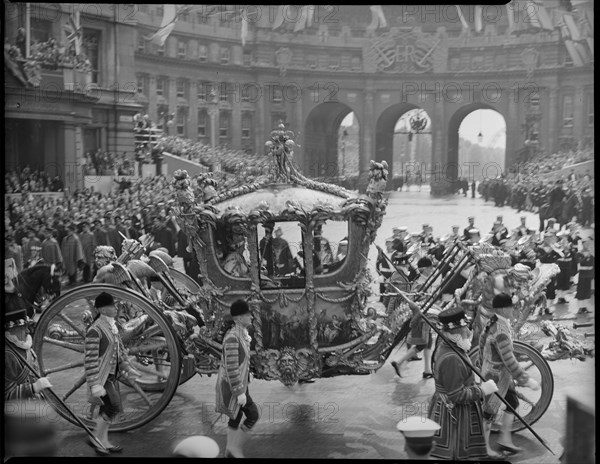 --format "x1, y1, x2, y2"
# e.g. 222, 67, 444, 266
463, 217, 476, 241
391, 226, 409, 254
